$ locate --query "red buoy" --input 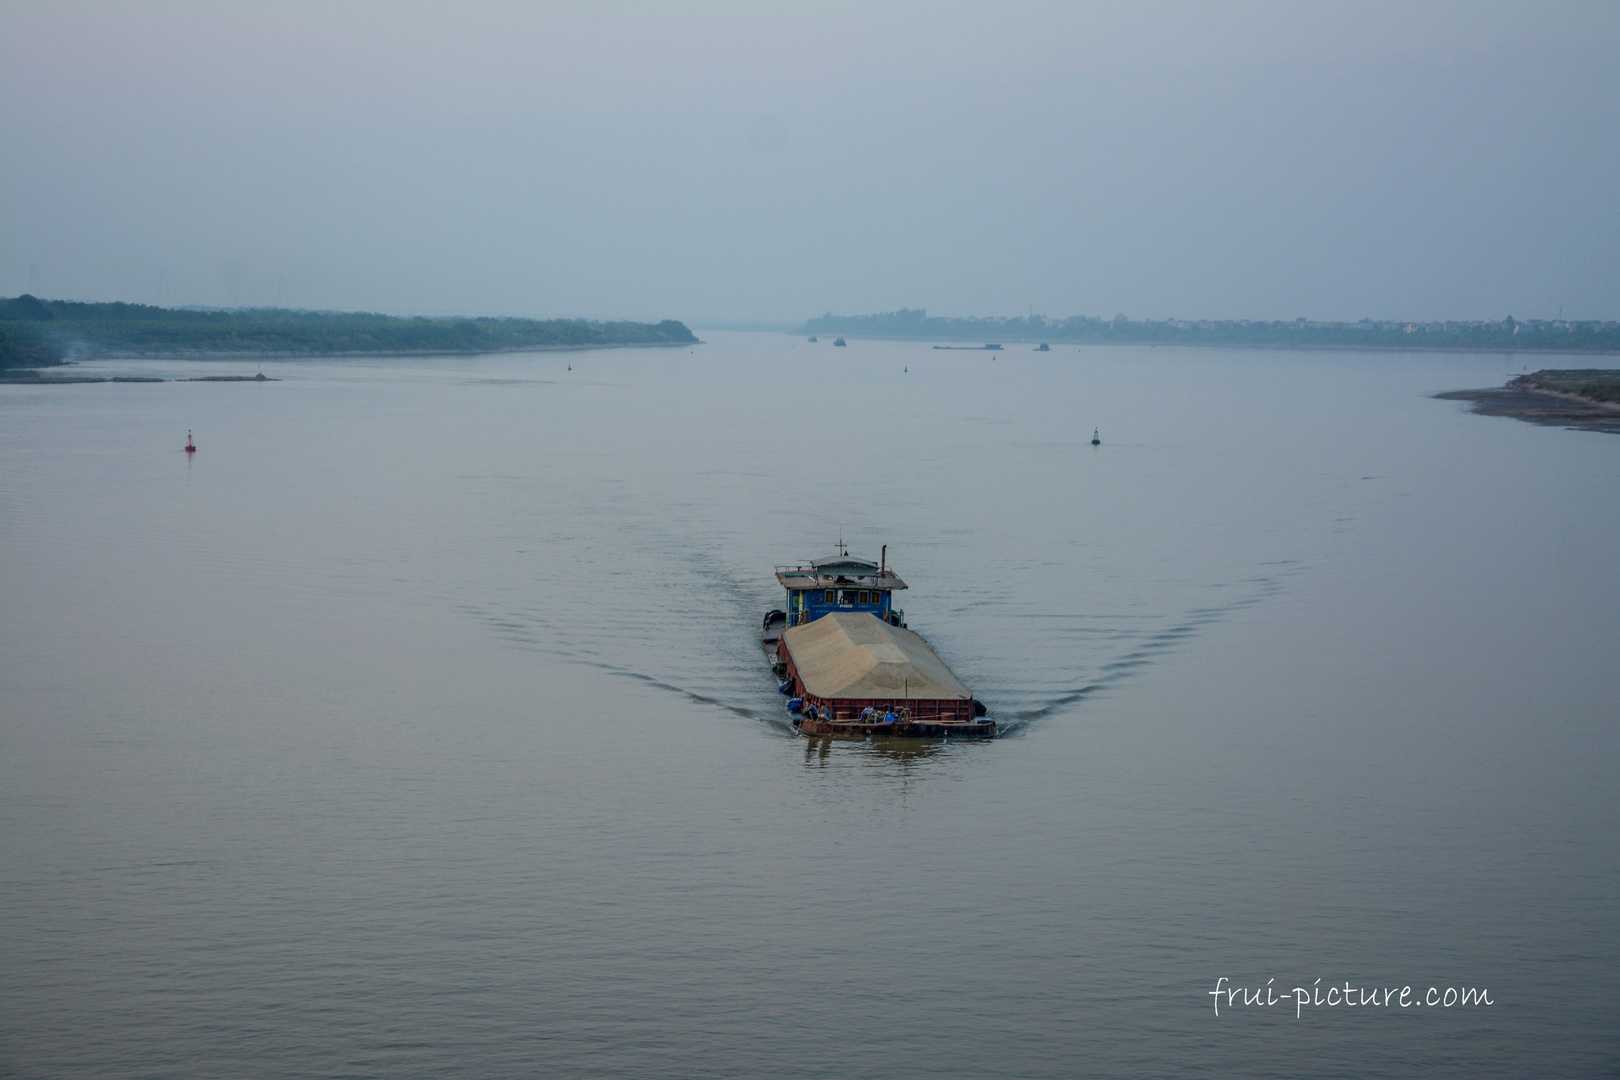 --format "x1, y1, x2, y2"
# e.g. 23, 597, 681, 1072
185, 430, 196, 454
